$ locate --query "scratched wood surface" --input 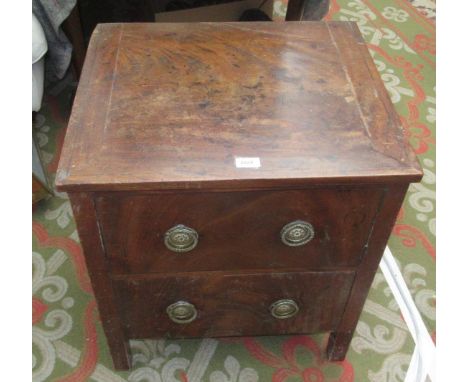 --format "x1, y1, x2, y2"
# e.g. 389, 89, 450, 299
55, 21, 421, 192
